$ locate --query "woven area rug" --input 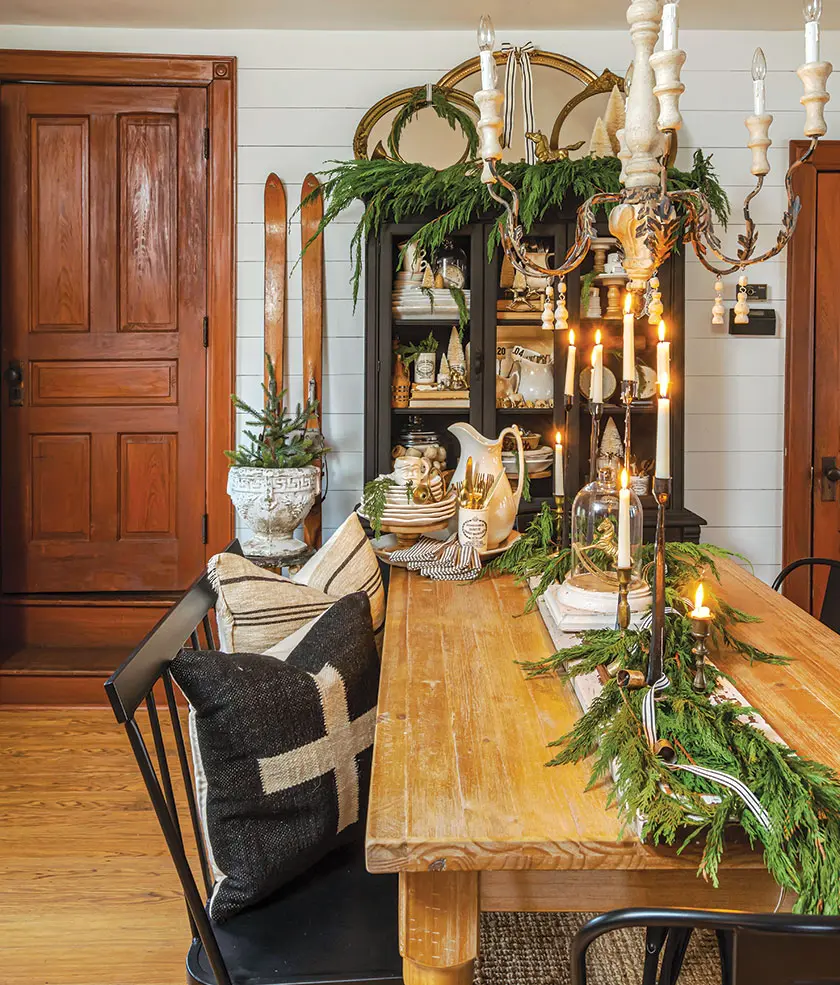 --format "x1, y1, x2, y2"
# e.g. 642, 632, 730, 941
479, 912, 720, 985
